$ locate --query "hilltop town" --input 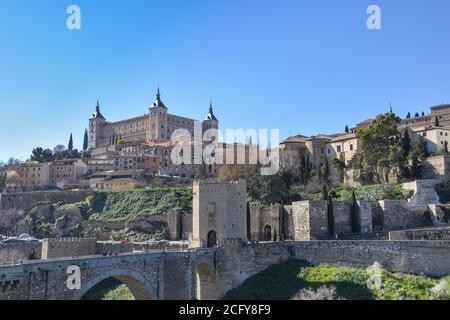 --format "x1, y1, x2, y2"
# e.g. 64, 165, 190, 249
3, 89, 450, 192
2, 90, 450, 300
